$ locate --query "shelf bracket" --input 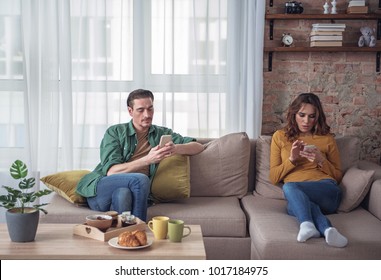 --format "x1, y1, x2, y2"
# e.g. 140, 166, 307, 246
377, 52, 380, 72
268, 52, 273, 72
270, 19, 274, 40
